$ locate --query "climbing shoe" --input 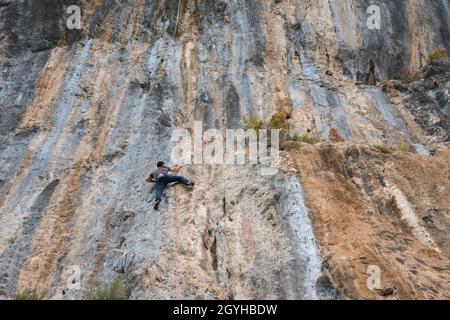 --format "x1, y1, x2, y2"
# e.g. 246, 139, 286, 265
186, 181, 195, 187
153, 199, 161, 211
